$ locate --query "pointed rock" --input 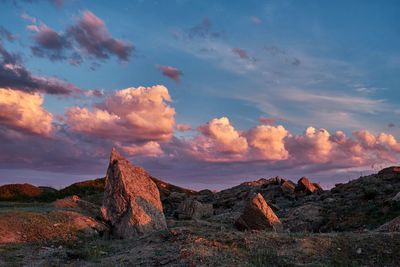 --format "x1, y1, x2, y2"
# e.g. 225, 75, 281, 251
101, 149, 167, 238
110, 147, 124, 162
235, 193, 282, 231
295, 177, 319, 194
